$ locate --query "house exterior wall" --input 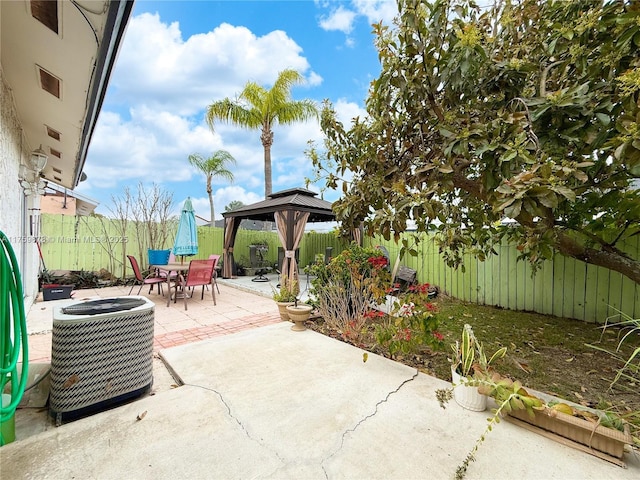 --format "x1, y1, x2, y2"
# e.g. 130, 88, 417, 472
1, 67, 41, 305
